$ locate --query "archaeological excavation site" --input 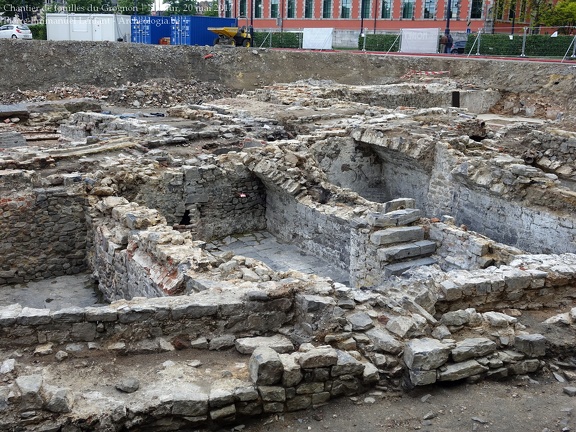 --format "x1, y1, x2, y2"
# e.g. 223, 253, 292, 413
1, 40, 576, 431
